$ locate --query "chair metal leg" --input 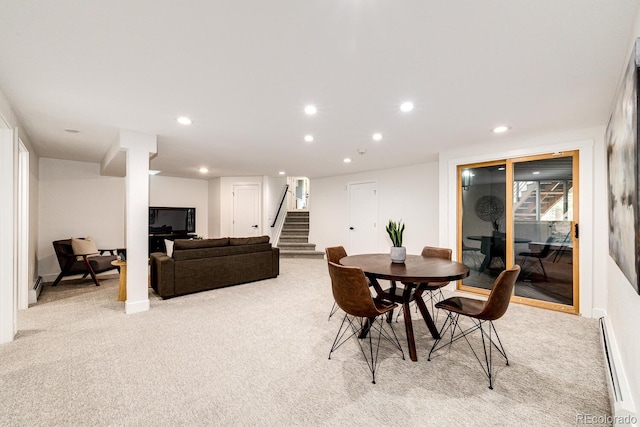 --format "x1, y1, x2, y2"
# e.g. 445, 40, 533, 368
428, 316, 509, 389
329, 313, 404, 384
537, 258, 548, 281
328, 301, 340, 320
520, 255, 548, 281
